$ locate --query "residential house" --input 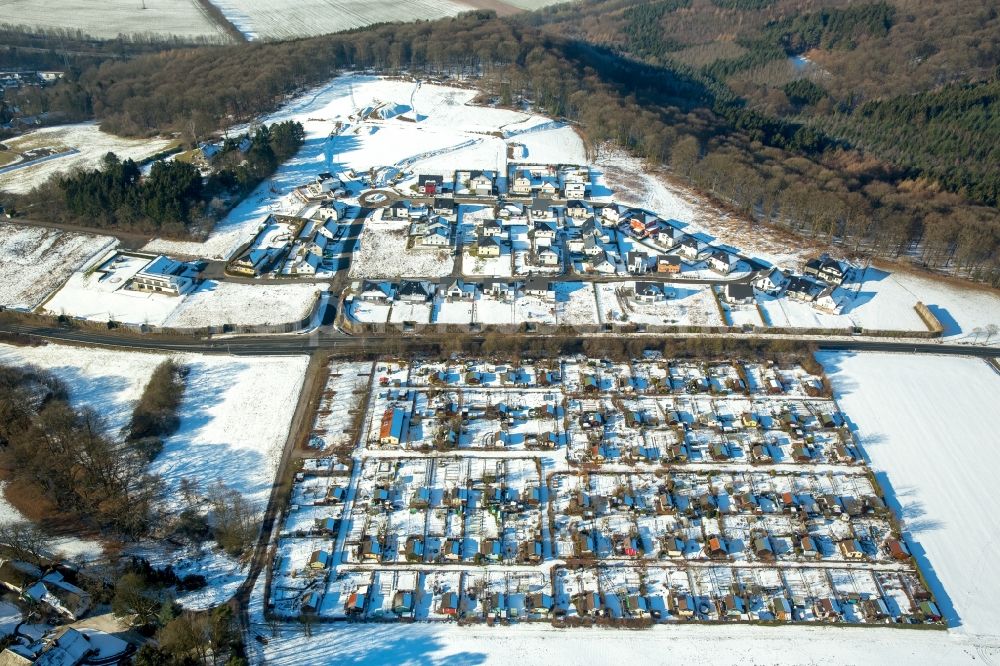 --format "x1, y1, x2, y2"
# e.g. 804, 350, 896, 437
477, 234, 502, 257
560, 166, 589, 198
488, 281, 518, 301
628, 251, 651, 274
677, 237, 704, 260
600, 203, 631, 225
565, 199, 593, 219
531, 220, 558, 248
230, 247, 282, 277
397, 280, 434, 302
655, 224, 684, 249
444, 279, 477, 301
496, 201, 527, 222
537, 247, 560, 267
814, 286, 841, 313
315, 201, 347, 221
359, 280, 394, 303
785, 275, 824, 302
585, 251, 615, 274
417, 175, 444, 195
657, 255, 682, 274
634, 282, 663, 303
524, 277, 554, 299
455, 169, 495, 196
581, 234, 603, 257
509, 164, 559, 197
724, 283, 754, 304
482, 219, 504, 237
130, 255, 198, 296
753, 267, 788, 293
707, 249, 737, 275
804, 254, 850, 285
432, 197, 457, 216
